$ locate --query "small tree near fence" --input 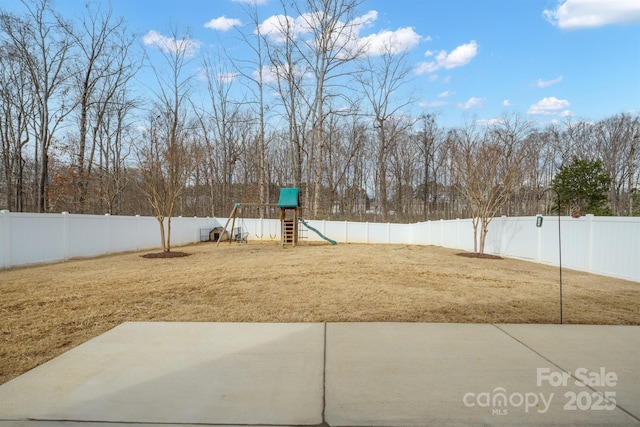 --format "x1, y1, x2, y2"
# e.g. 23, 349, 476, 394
451, 116, 530, 254
552, 157, 612, 216
138, 27, 197, 252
